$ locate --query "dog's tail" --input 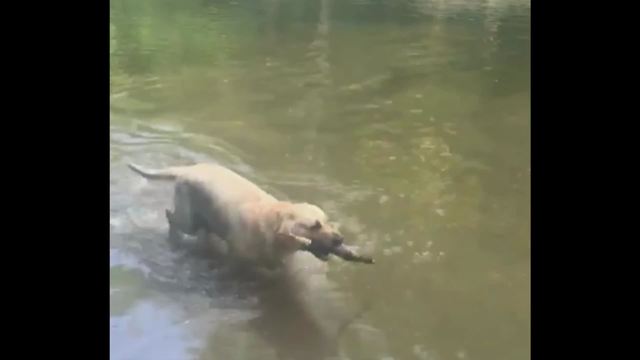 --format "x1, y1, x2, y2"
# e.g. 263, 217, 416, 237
127, 163, 183, 181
